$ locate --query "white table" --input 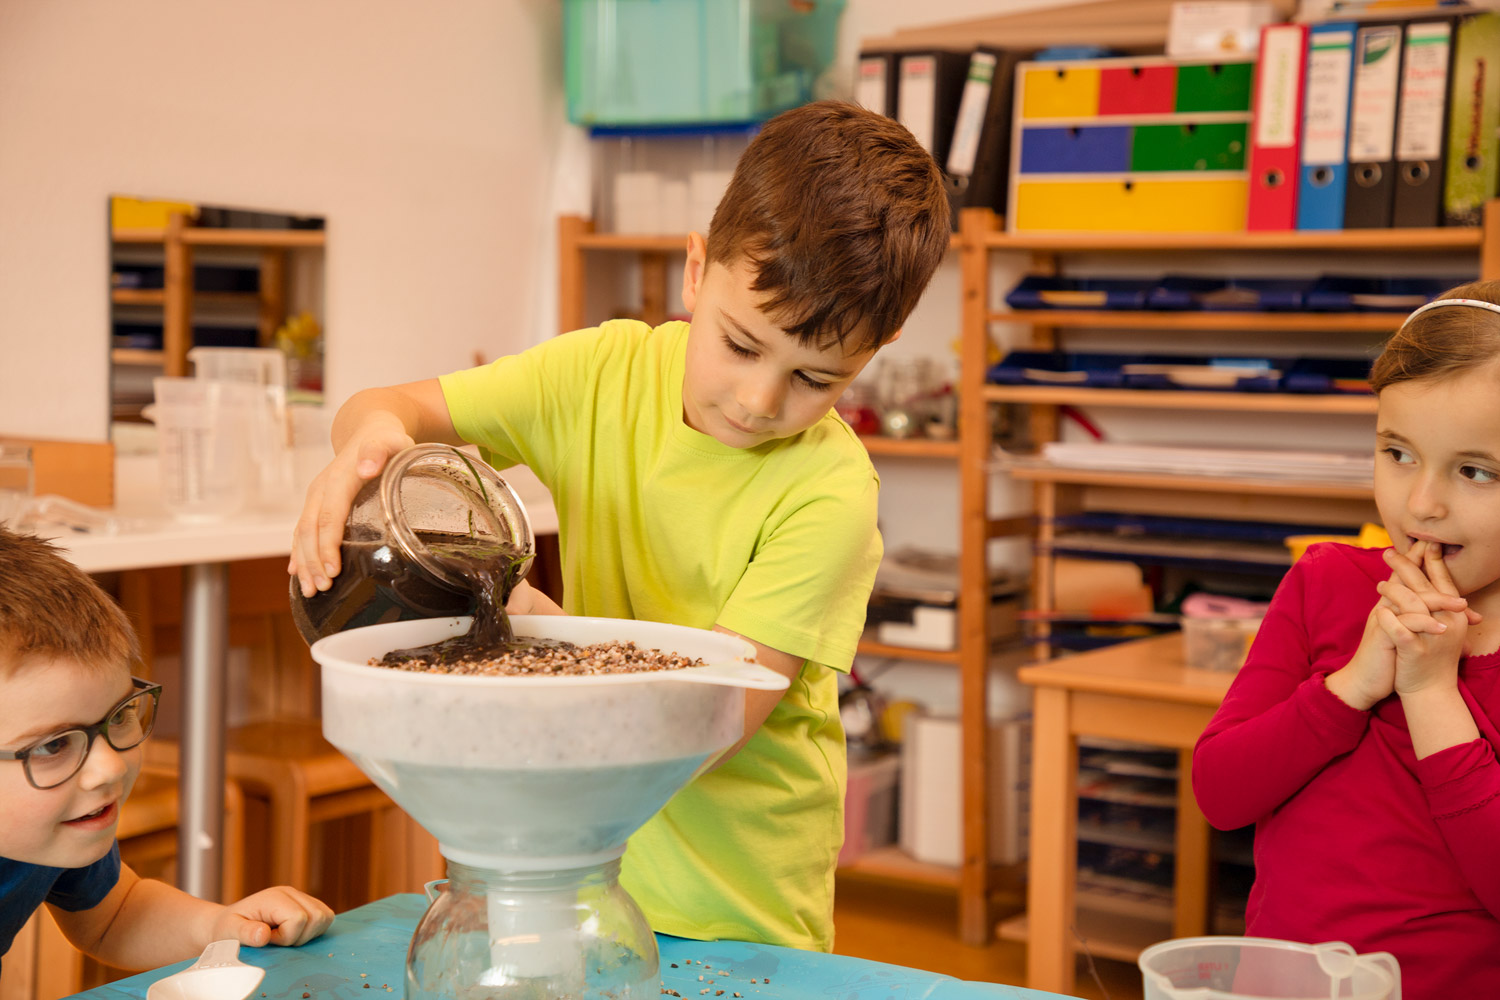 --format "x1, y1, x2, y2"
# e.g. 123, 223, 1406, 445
46, 454, 556, 900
